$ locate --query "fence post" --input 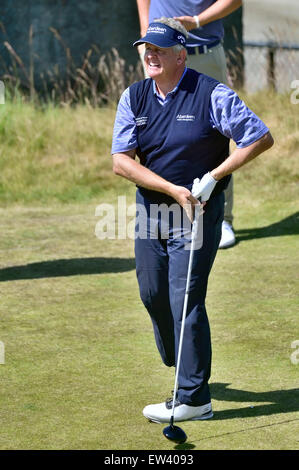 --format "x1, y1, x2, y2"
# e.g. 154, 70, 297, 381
223, 7, 244, 89
267, 47, 276, 90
